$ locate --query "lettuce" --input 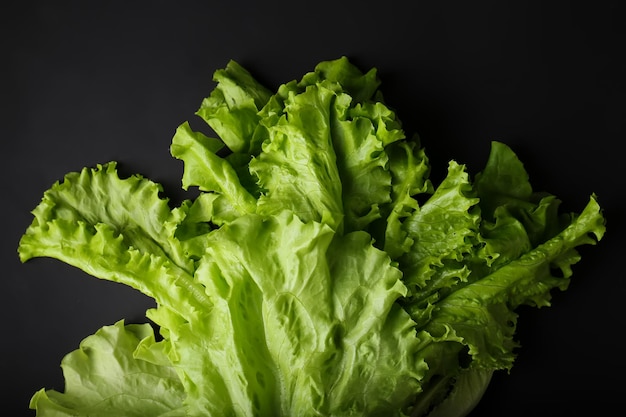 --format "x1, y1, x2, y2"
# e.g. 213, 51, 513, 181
18, 57, 606, 416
